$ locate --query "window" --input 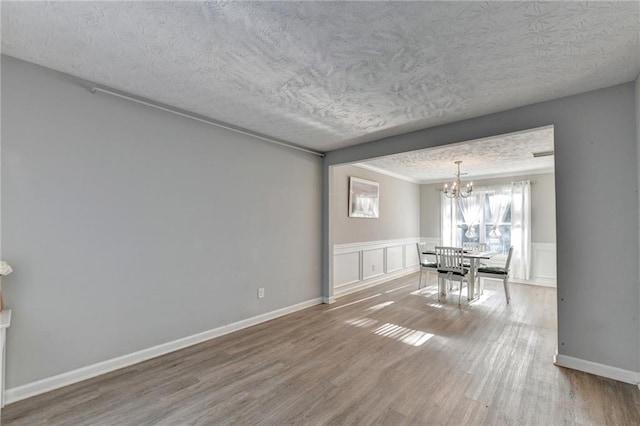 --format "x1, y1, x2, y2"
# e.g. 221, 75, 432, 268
442, 186, 515, 257
442, 181, 531, 279
454, 192, 512, 255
